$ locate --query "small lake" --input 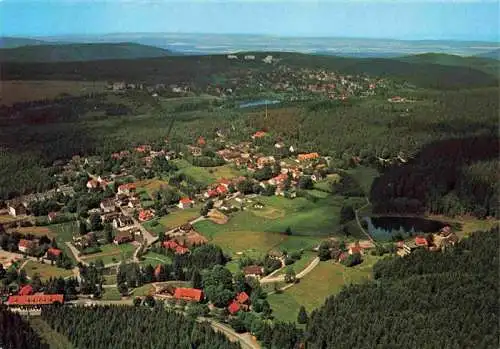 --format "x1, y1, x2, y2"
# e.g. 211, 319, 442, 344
364, 216, 447, 241
239, 99, 281, 109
